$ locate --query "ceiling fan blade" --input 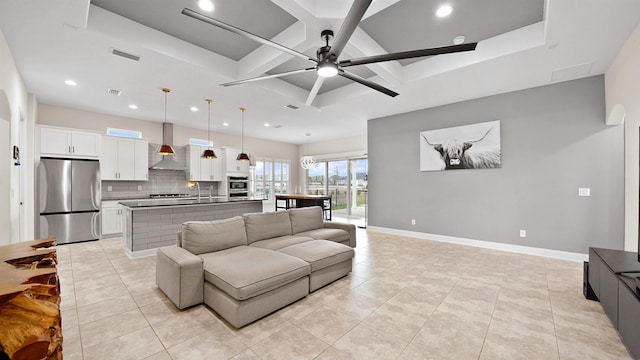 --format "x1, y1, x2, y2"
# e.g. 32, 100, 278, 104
330, 0, 373, 58
339, 42, 478, 67
305, 77, 326, 106
339, 70, 398, 97
182, 8, 316, 63
221, 68, 315, 87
